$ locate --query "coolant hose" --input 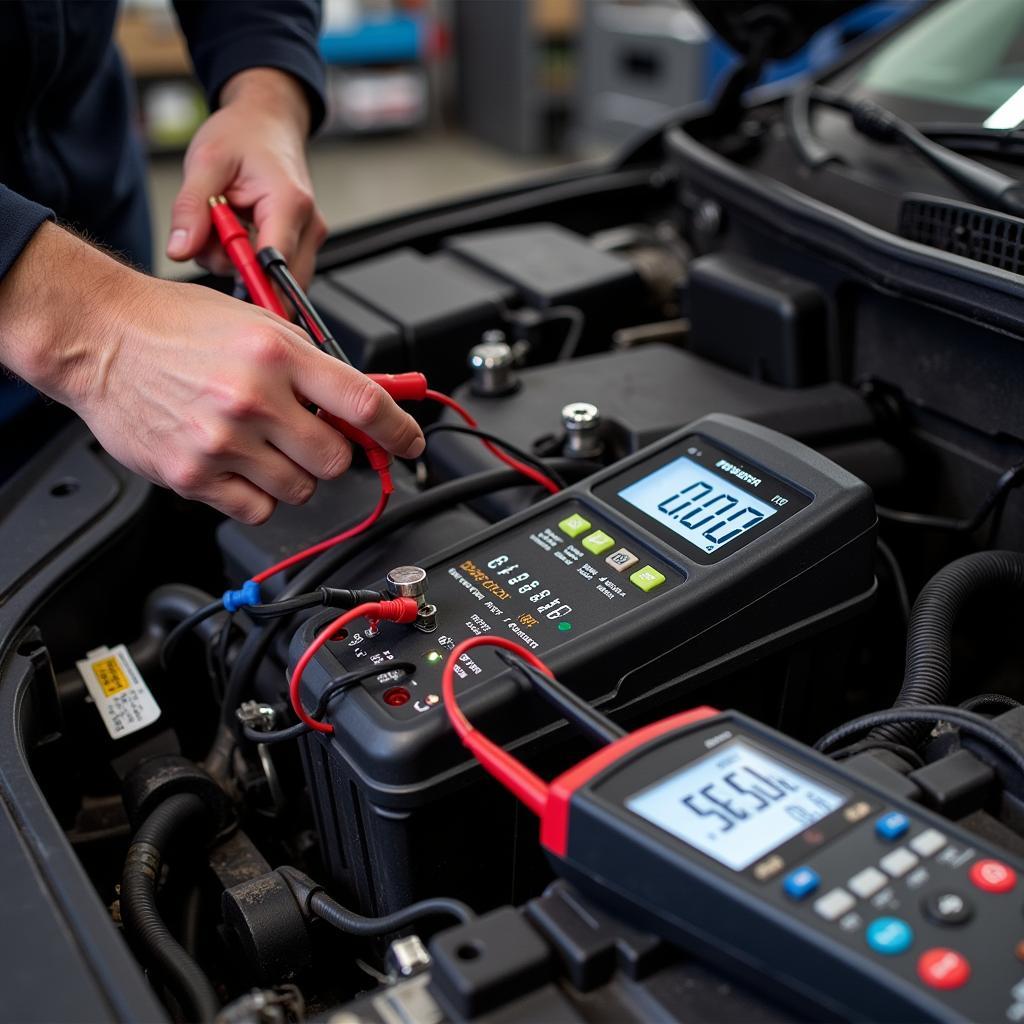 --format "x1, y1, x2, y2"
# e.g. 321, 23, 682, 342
120, 793, 218, 1022
870, 550, 1024, 747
